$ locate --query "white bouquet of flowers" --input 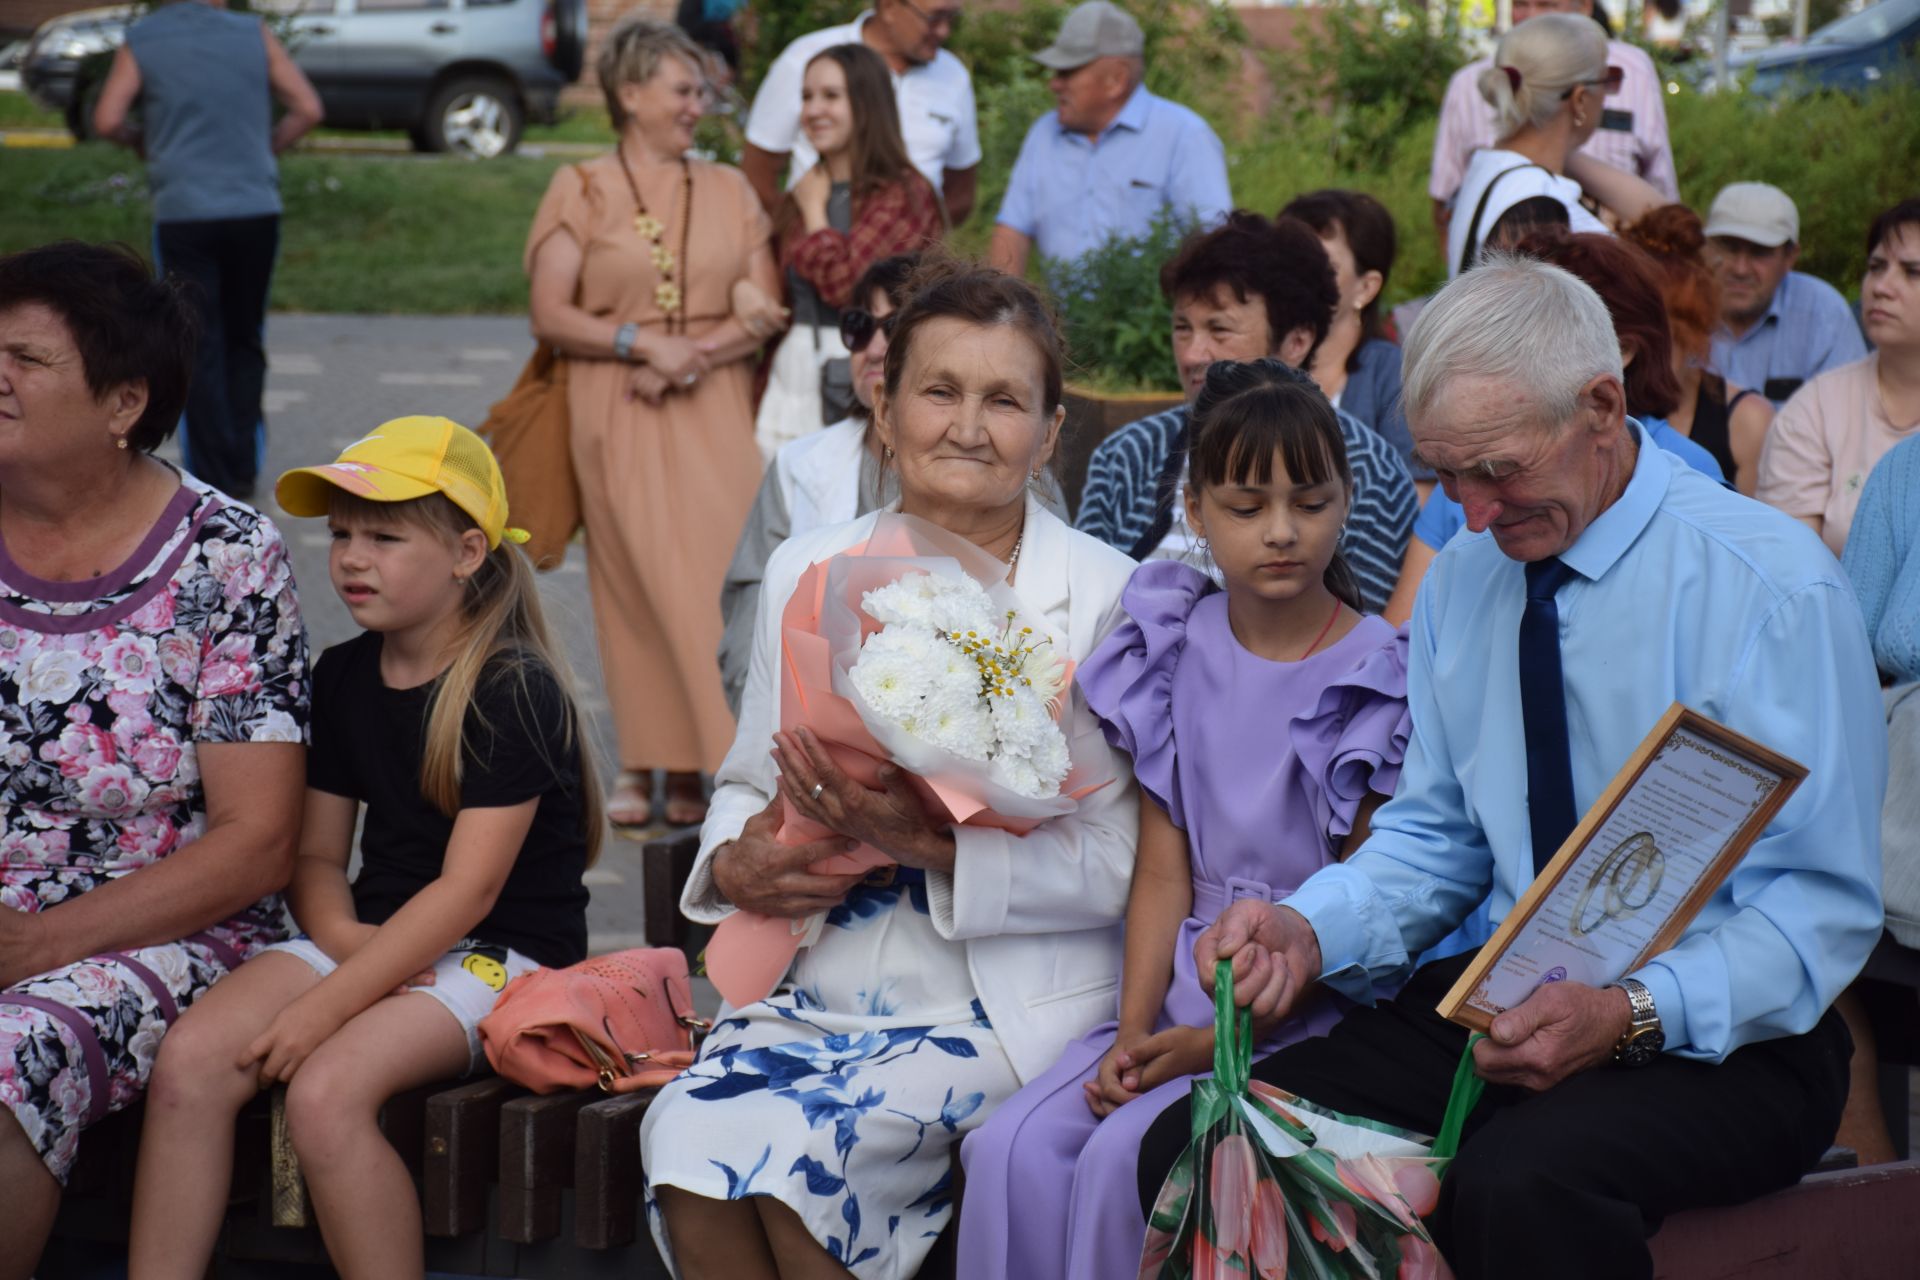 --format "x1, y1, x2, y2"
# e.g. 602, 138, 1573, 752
849, 571, 1072, 800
